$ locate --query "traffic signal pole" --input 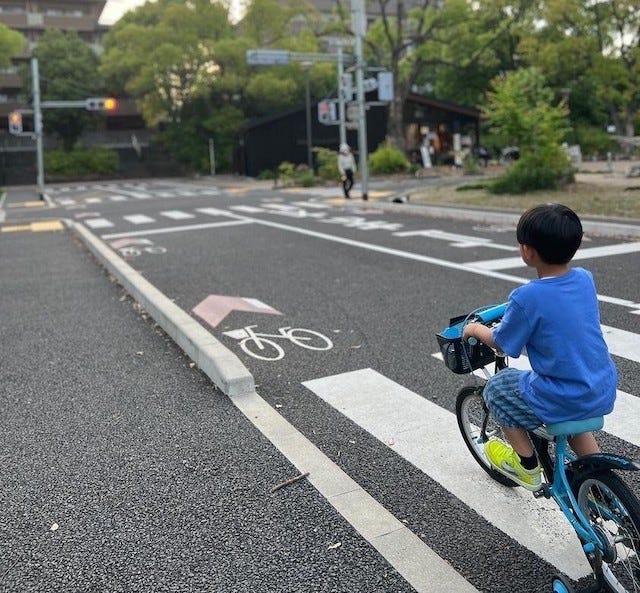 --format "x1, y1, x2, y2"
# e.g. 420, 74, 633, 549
31, 58, 45, 199
351, 0, 369, 200
15, 58, 117, 198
